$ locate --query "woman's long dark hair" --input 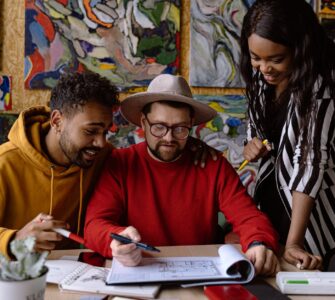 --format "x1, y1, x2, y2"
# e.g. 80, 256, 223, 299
240, 0, 335, 162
